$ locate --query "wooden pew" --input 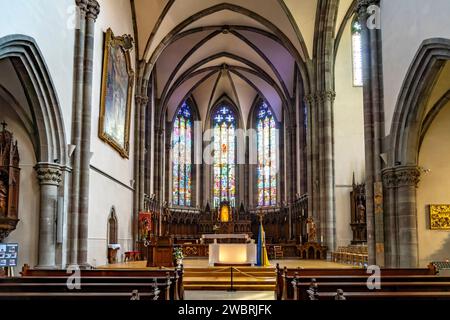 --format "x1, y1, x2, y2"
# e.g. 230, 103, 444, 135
275, 264, 440, 300
292, 280, 450, 300
17, 264, 184, 300
317, 291, 450, 300
0, 280, 169, 300
0, 291, 158, 301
